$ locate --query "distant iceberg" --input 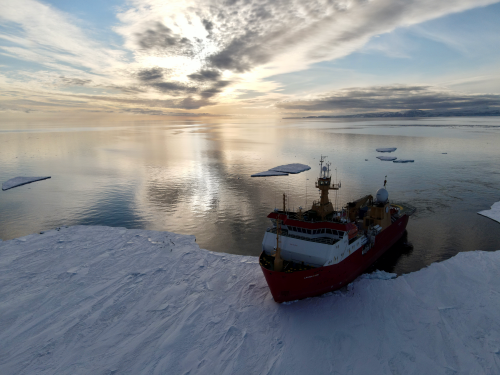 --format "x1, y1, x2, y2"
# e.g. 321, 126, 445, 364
376, 148, 397, 153
377, 156, 397, 161
1, 225, 499, 374
252, 163, 310, 177
478, 201, 500, 223
2, 176, 51, 191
